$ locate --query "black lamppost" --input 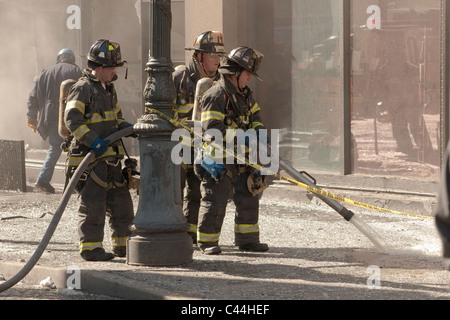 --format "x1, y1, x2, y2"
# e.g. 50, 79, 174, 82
127, 0, 193, 266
